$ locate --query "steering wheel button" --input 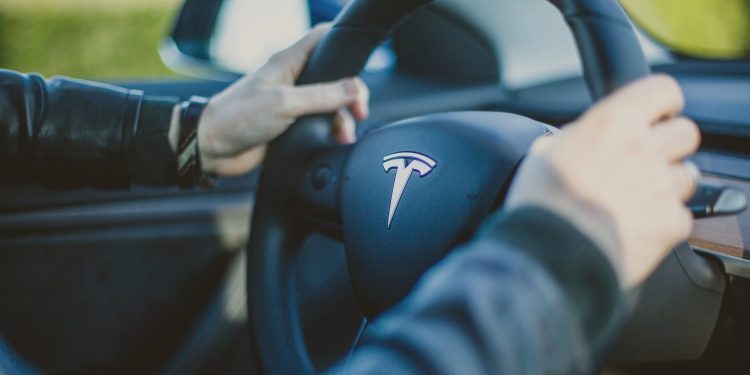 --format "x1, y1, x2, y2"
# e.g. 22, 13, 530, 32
312, 165, 331, 190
